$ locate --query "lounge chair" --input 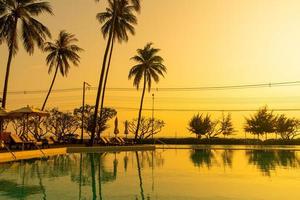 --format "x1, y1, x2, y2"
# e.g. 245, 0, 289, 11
25, 133, 45, 148
109, 137, 127, 146
117, 137, 134, 145
98, 137, 111, 145
9, 132, 33, 149
113, 137, 126, 145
